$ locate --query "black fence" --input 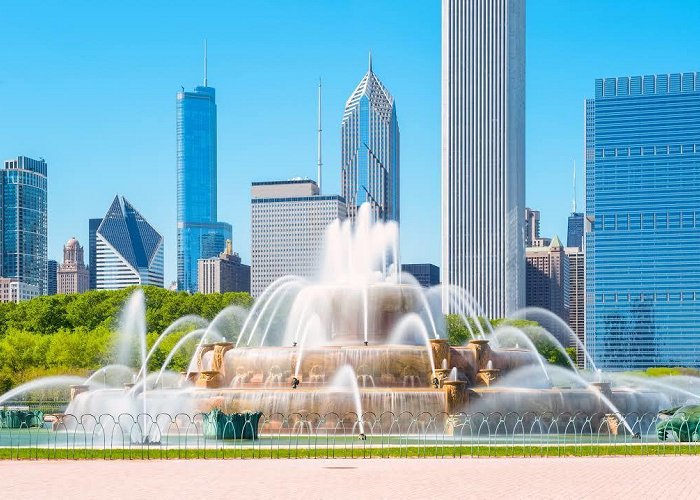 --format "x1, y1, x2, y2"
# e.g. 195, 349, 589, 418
1, 410, 699, 459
